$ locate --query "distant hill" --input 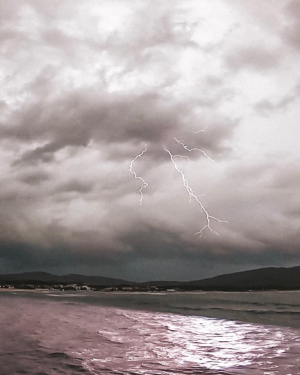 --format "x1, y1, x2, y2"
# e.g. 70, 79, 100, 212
0, 272, 134, 286
186, 266, 300, 290
1, 266, 300, 290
